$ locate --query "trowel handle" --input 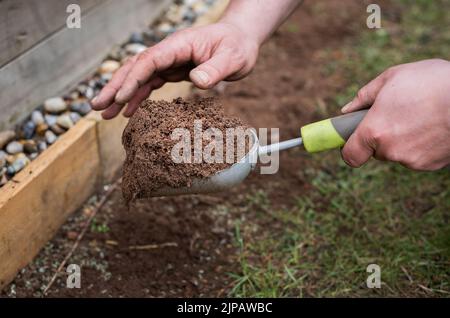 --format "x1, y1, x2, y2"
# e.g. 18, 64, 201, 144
300, 109, 368, 153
